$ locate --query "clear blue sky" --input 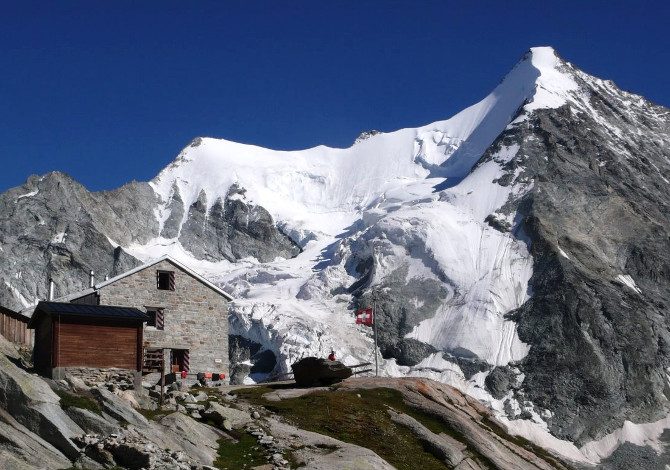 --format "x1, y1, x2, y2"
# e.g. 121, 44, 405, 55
1, 1, 668, 192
